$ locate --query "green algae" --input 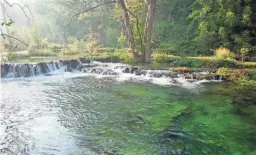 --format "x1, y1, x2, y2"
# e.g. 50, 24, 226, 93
178, 83, 256, 154
58, 79, 255, 154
